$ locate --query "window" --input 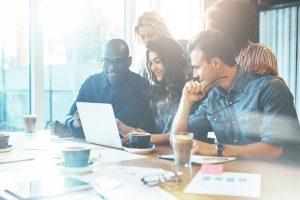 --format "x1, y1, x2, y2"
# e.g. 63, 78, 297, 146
0, 0, 30, 131
42, 0, 125, 125
160, 0, 203, 40
0, 0, 204, 131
